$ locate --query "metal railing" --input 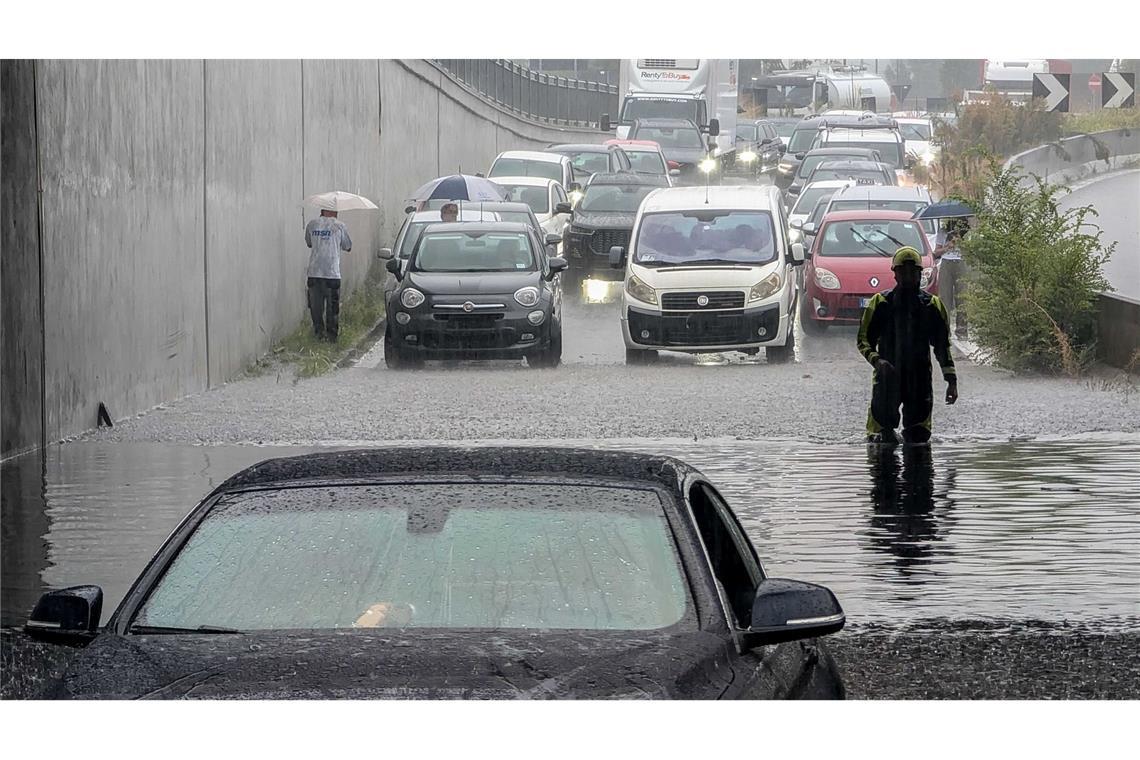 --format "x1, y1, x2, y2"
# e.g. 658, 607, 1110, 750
432, 59, 619, 128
